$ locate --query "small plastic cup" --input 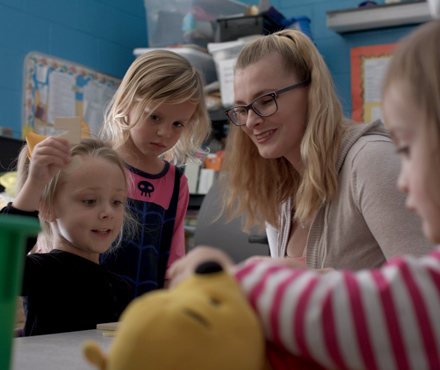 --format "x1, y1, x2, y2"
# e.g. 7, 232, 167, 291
0, 215, 40, 370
